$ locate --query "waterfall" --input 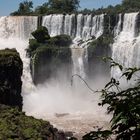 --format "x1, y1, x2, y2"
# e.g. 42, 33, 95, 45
42, 14, 104, 40
76, 14, 84, 39
114, 14, 122, 37
0, 14, 111, 136
0, 14, 105, 92
0, 16, 38, 93
91, 14, 104, 38
0, 16, 38, 40
73, 14, 104, 80
111, 13, 139, 79
42, 14, 64, 36
71, 47, 87, 79
1, 13, 140, 90
64, 14, 76, 37
42, 14, 104, 80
